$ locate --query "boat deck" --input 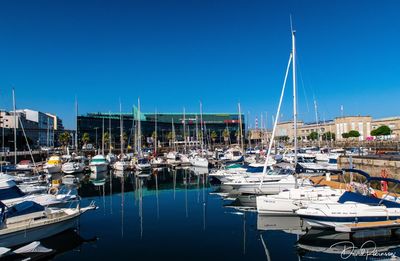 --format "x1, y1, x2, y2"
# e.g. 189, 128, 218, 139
336, 219, 400, 232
